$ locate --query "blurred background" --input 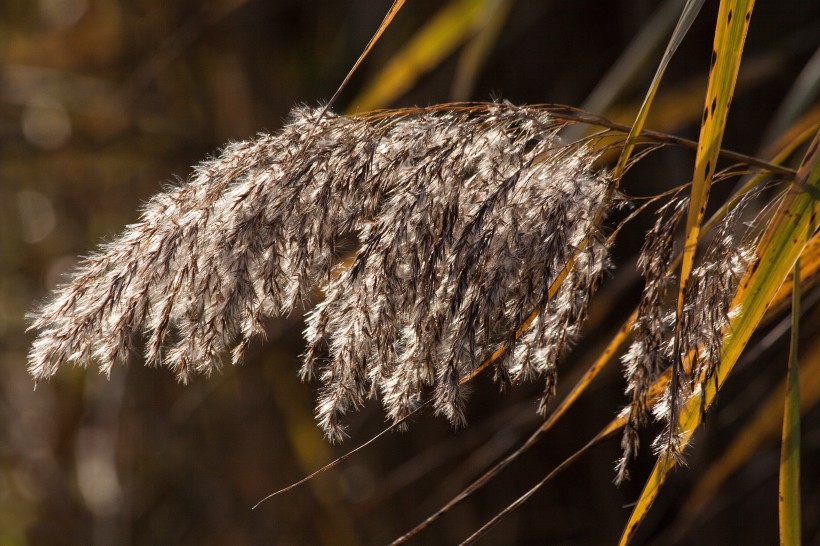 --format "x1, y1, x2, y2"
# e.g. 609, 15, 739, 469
1, 0, 818, 544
